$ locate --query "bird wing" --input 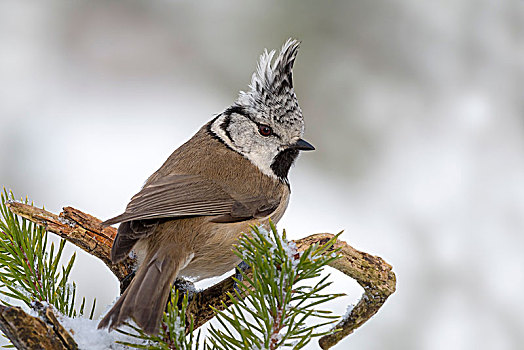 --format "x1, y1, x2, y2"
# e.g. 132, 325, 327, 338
103, 174, 279, 225
105, 174, 280, 263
